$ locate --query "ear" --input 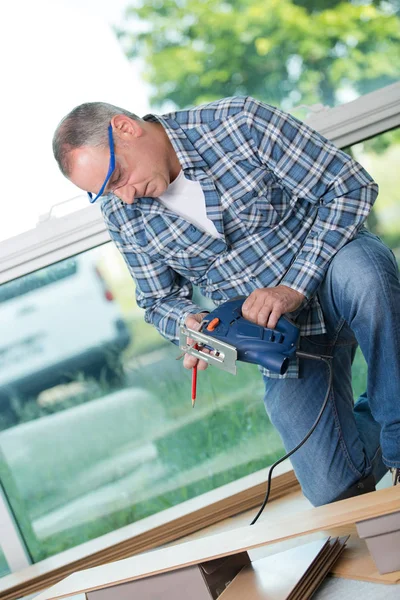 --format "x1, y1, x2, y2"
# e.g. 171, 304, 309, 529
111, 115, 143, 140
